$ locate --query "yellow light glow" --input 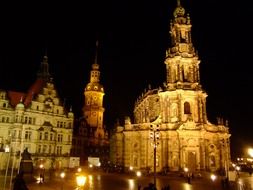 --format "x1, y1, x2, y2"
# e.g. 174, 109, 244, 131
128, 179, 135, 190
76, 175, 86, 187
235, 166, 241, 171
210, 174, 216, 181
248, 148, 253, 157
136, 171, 141, 177
60, 172, 65, 179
